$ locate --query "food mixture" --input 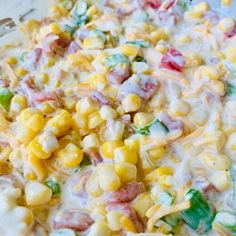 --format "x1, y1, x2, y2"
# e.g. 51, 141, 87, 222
0, 0, 236, 235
